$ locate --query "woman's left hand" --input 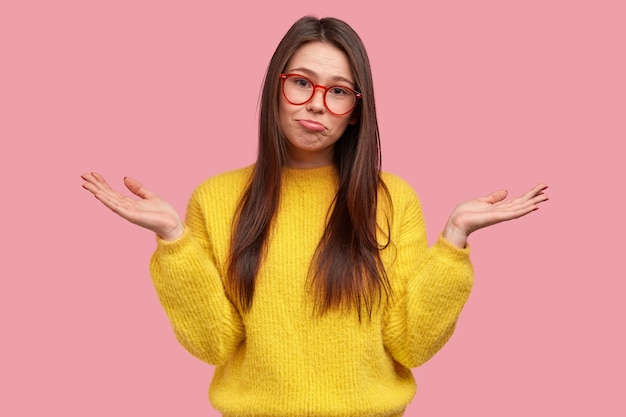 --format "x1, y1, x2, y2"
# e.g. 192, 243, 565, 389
442, 183, 549, 248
